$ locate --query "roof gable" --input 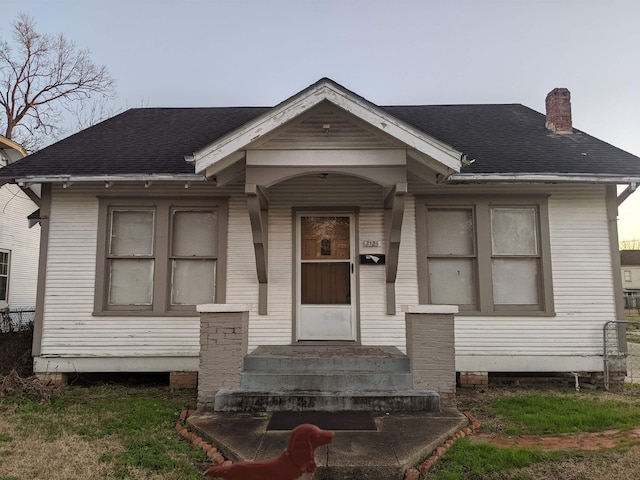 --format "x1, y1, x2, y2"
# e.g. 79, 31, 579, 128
250, 101, 403, 150
191, 78, 462, 177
